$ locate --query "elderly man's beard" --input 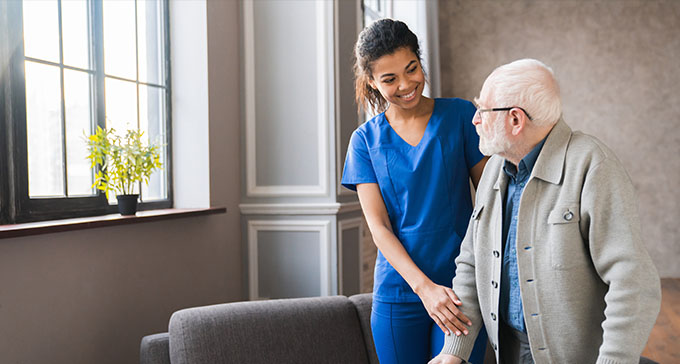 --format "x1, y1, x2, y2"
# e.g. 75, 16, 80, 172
478, 119, 512, 156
